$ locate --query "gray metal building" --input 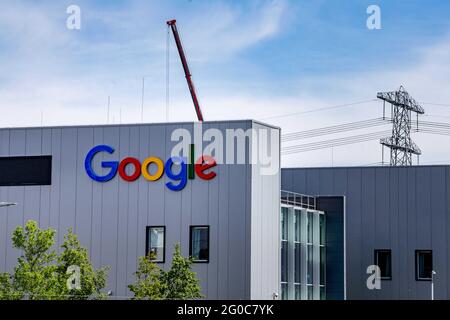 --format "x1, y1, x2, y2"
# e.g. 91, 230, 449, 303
0, 120, 280, 299
281, 165, 450, 300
